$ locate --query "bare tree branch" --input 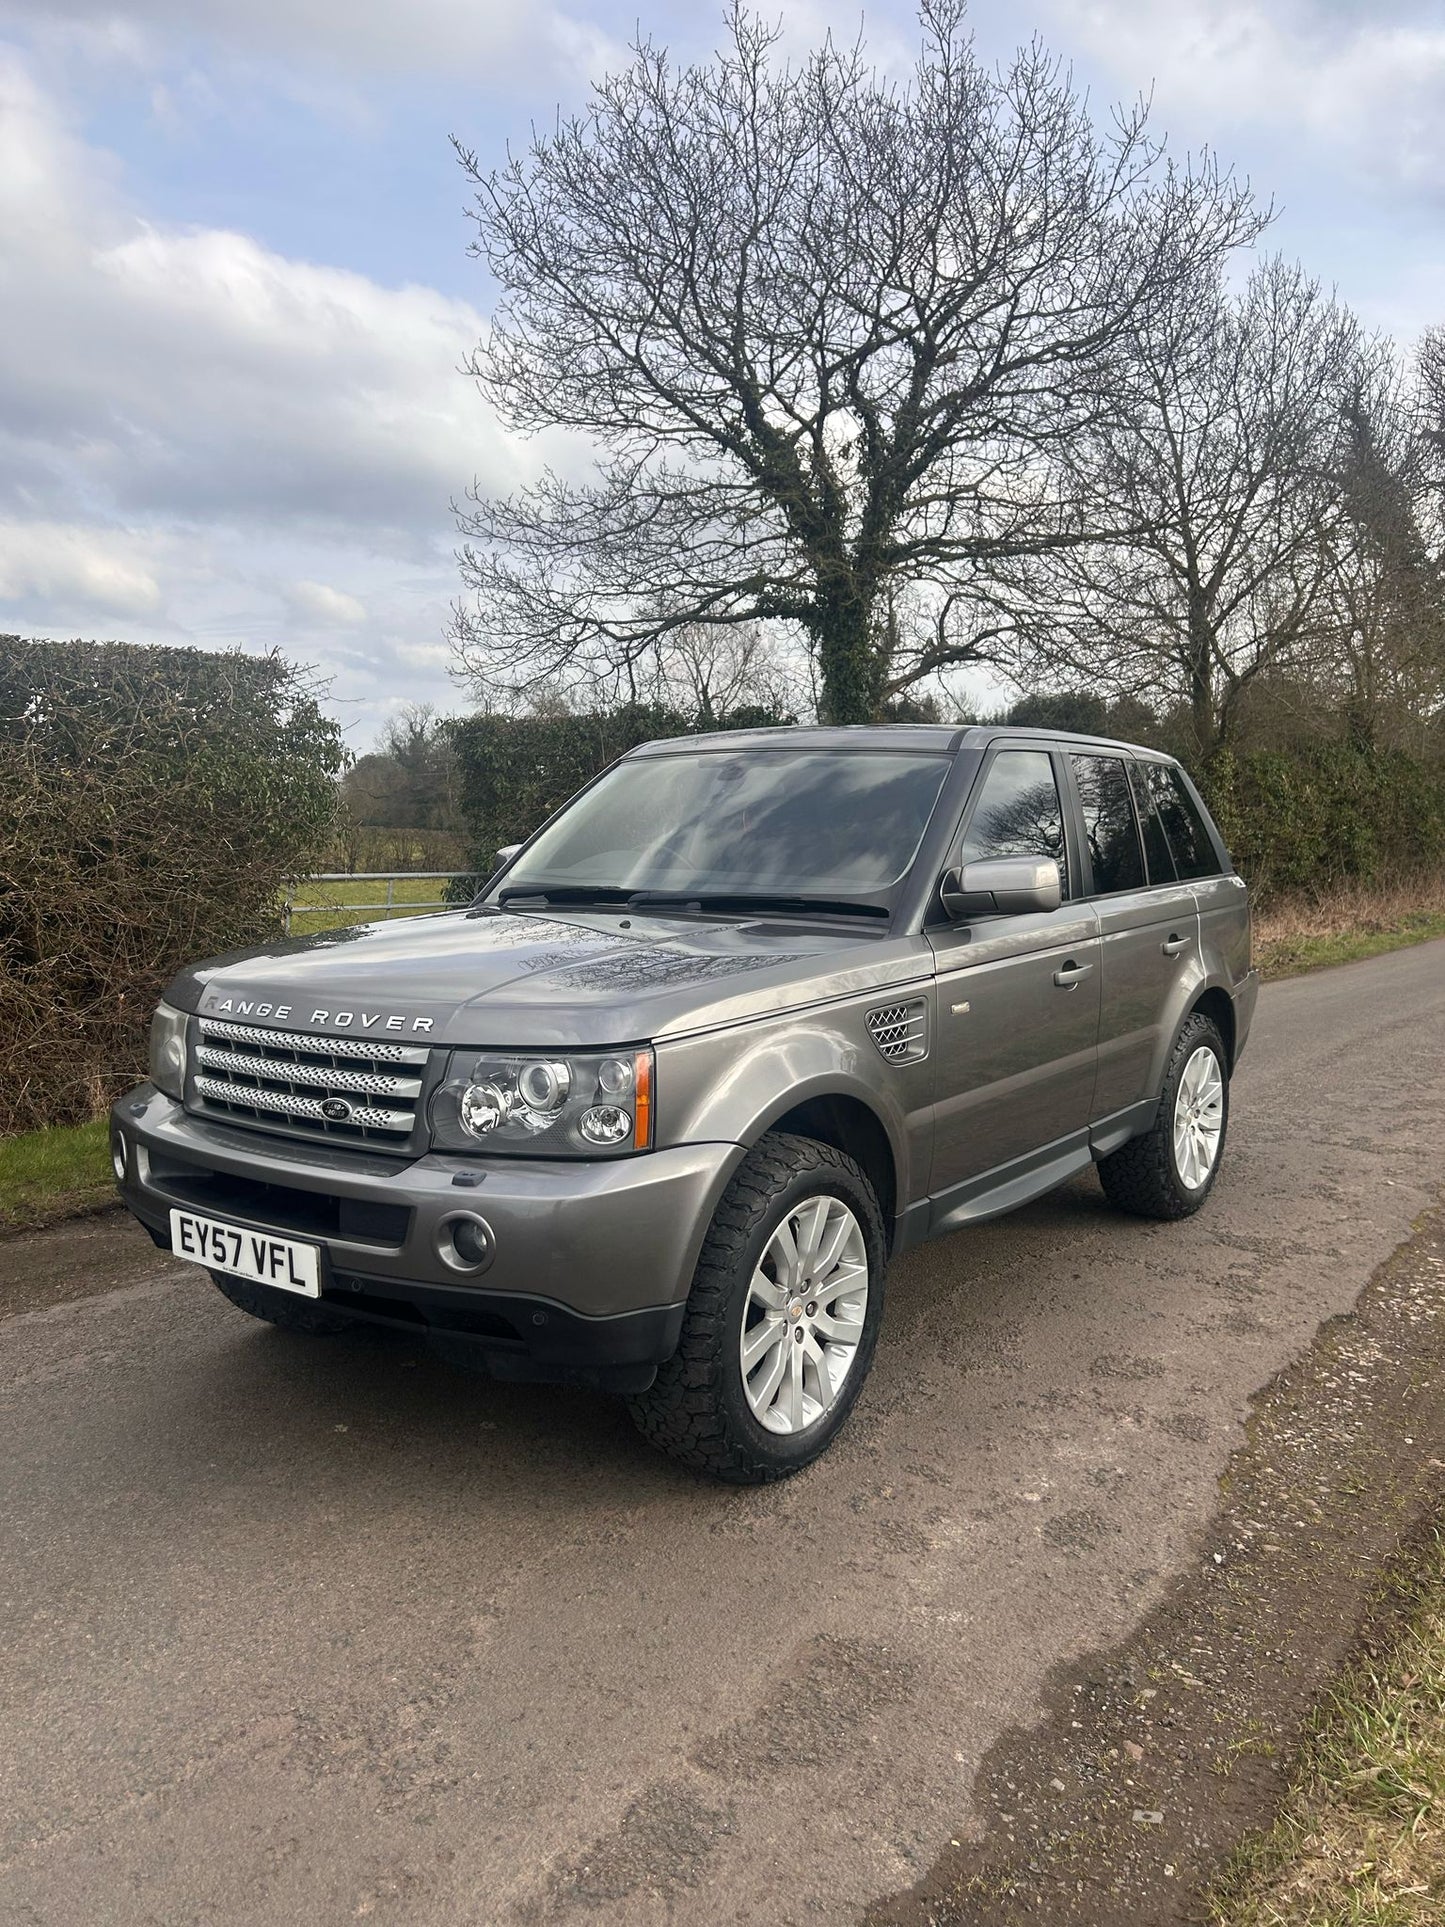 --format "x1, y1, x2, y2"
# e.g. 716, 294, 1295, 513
450, 1, 1263, 722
